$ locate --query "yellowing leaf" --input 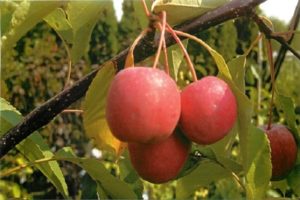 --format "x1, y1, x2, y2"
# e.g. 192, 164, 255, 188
83, 62, 124, 155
